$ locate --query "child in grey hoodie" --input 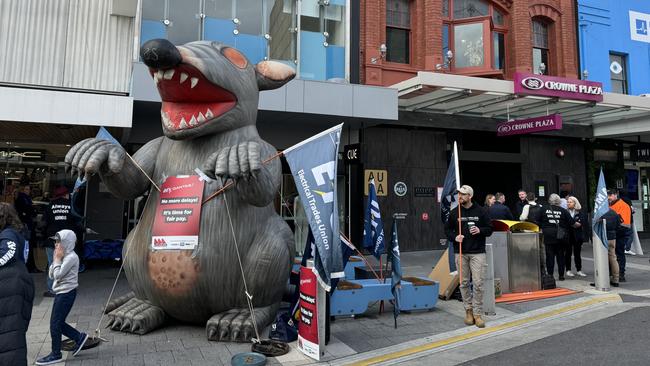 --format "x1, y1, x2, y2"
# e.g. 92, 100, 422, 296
36, 229, 88, 365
